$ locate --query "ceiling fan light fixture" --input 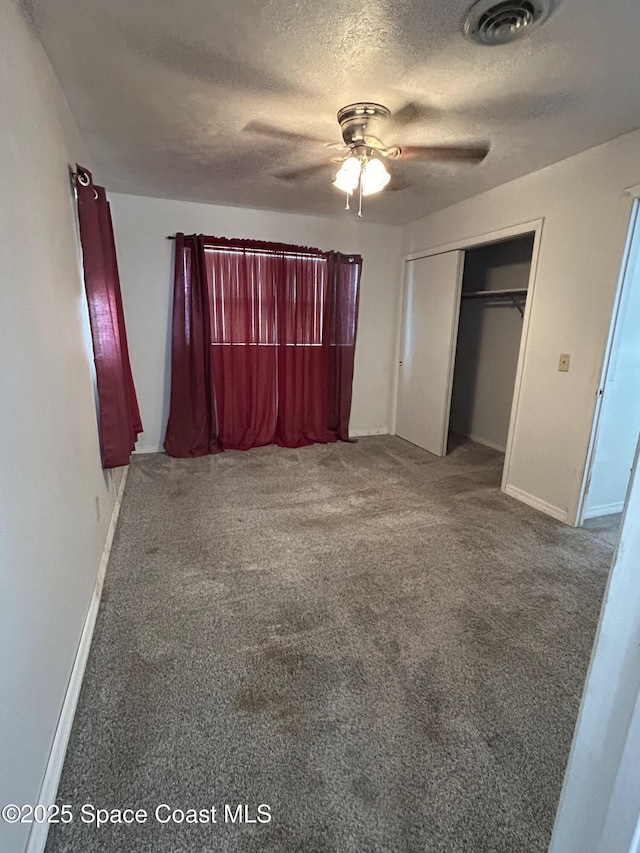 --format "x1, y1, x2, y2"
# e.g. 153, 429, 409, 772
333, 155, 361, 193
360, 157, 391, 196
